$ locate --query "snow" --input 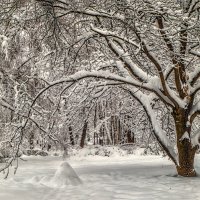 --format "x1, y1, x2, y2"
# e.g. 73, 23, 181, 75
106, 38, 150, 82
0, 35, 9, 60
189, 100, 200, 117
52, 70, 129, 84
189, 67, 200, 85
38, 162, 82, 187
83, 9, 125, 21
191, 128, 200, 147
179, 131, 190, 141
91, 26, 140, 49
1, 154, 200, 200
